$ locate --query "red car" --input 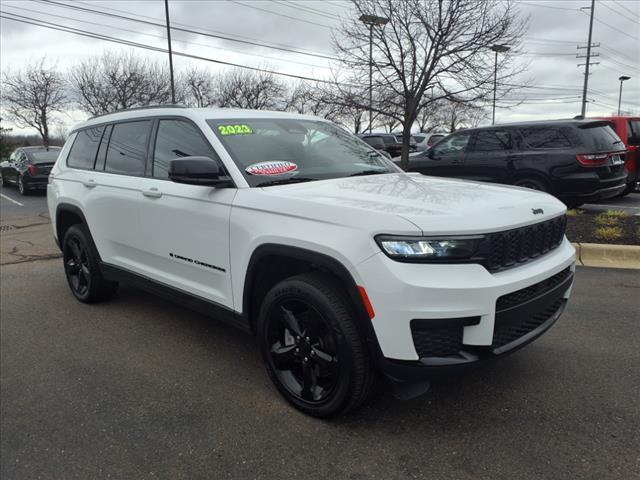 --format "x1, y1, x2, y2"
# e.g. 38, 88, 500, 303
592, 116, 640, 195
